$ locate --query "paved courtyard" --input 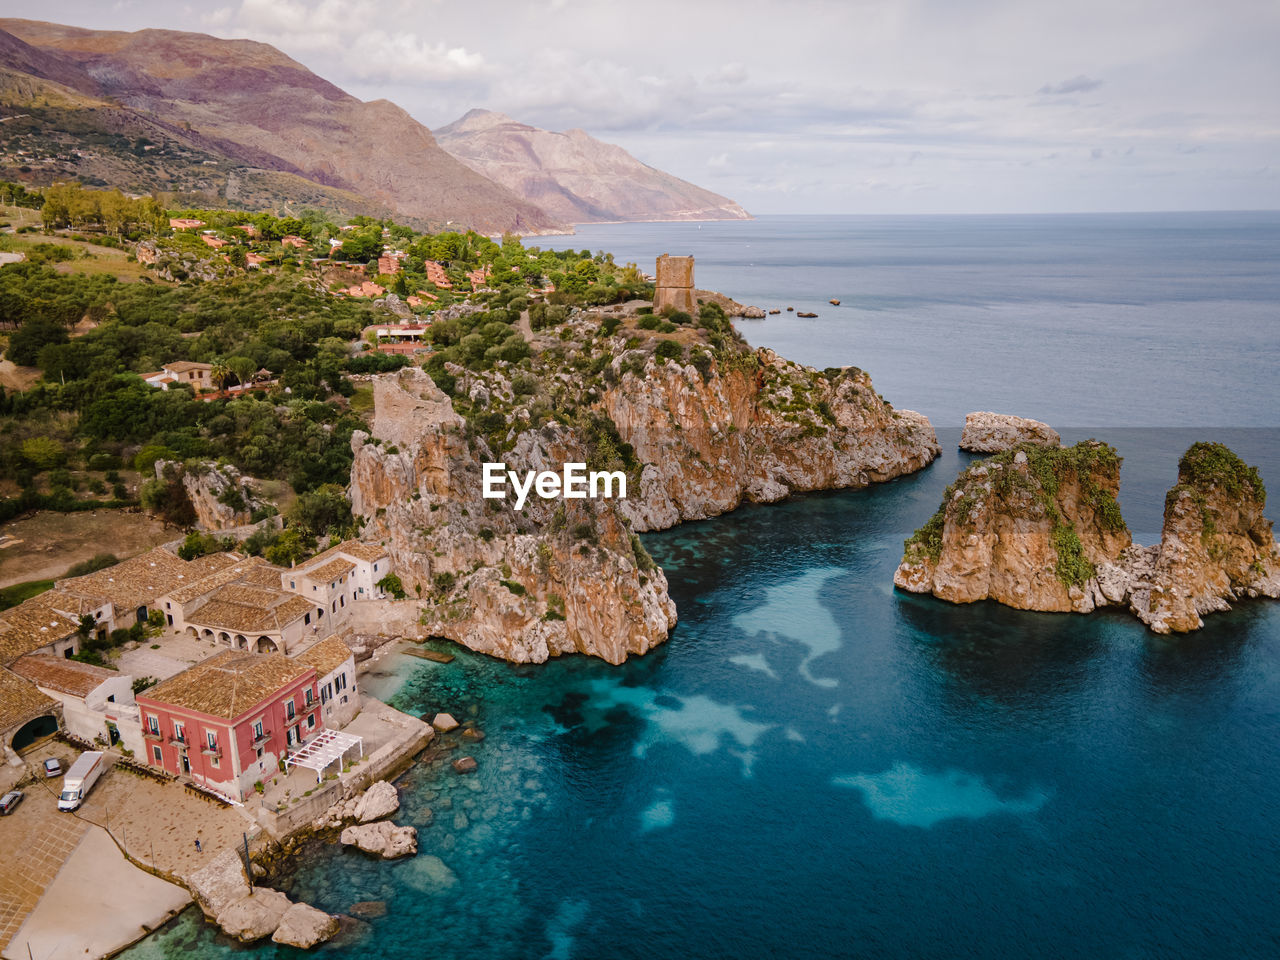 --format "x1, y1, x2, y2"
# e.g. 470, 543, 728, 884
0, 748, 90, 954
